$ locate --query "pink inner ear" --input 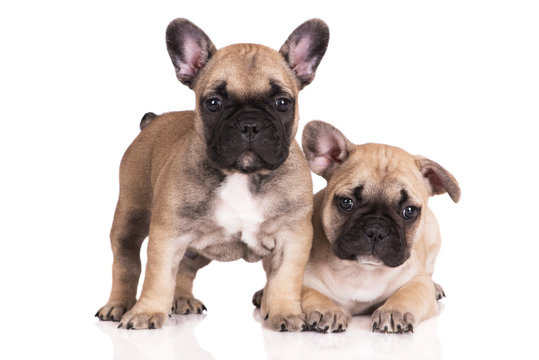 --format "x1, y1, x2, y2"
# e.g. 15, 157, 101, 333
310, 156, 332, 174
318, 133, 345, 161
329, 147, 343, 164
308, 132, 346, 175
310, 147, 342, 174
424, 168, 444, 194
178, 37, 202, 76
290, 37, 317, 77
